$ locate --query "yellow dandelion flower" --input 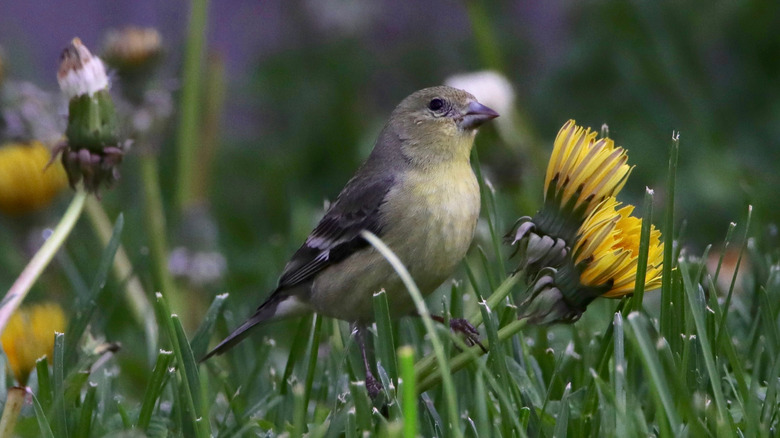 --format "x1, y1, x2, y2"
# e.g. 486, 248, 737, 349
510, 121, 663, 325
508, 120, 636, 275
574, 197, 664, 297
1, 303, 66, 386
0, 141, 68, 215
544, 120, 633, 220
